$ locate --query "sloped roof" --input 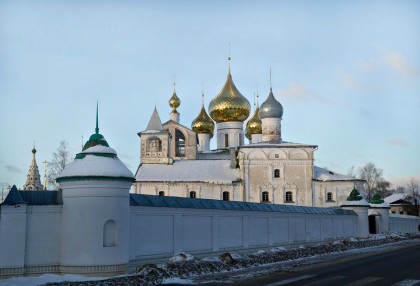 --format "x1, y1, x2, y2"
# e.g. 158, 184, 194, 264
384, 193, 409, 204
130, 194, 356, 216
136, 159, 240, 184
313, 166, 363, 182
